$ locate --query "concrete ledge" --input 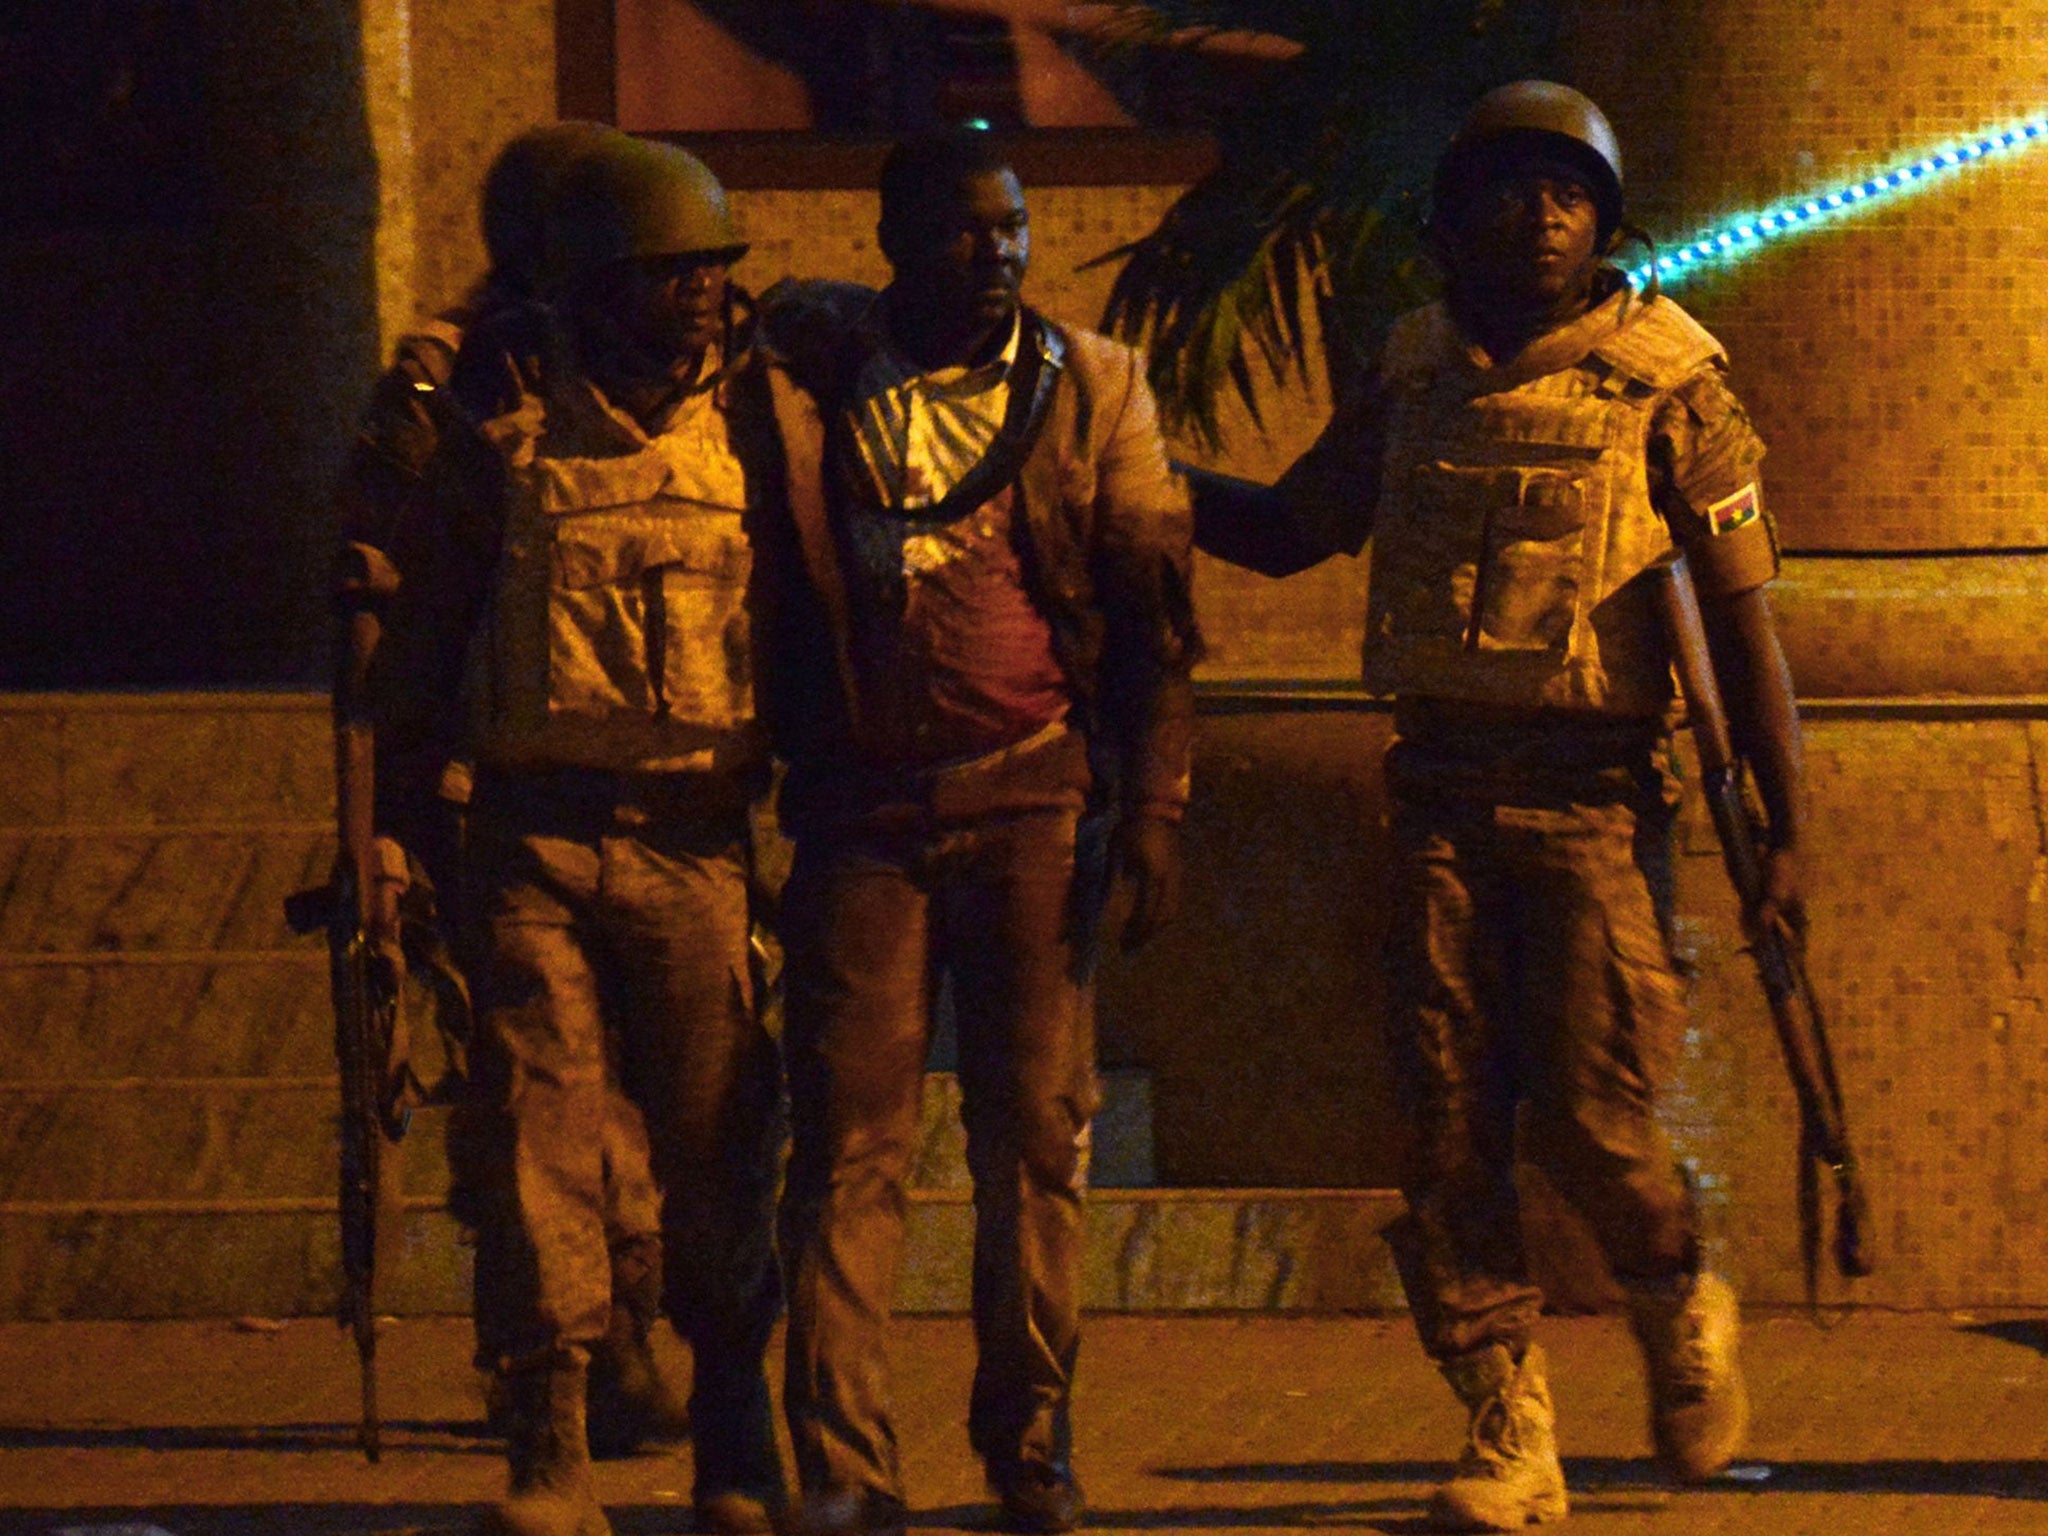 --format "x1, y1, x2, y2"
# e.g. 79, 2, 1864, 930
0, 1069, 1154, 1205
1771, 555, 2048, 698
0, 1188, 1408, 1321
1190, 553, 2048, 700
